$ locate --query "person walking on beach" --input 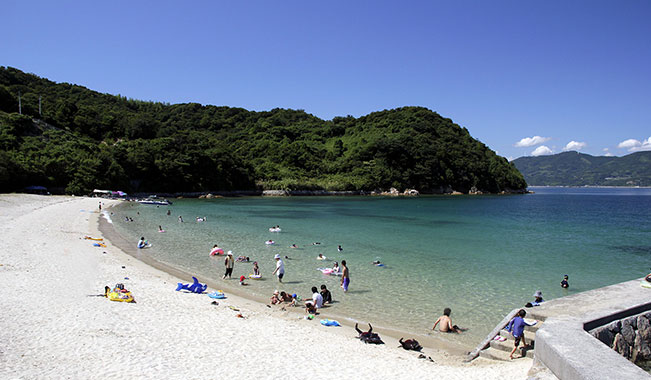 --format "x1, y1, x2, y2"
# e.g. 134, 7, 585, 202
272, 254, 284, 283
340, 260, 349, 292
223, 251, 234, 279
